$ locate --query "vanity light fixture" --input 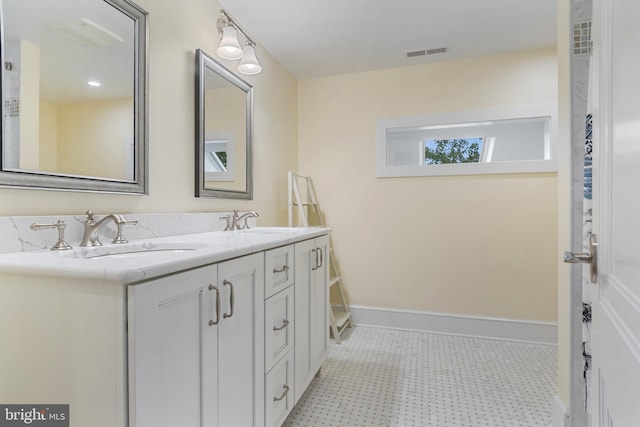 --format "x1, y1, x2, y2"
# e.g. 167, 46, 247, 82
217, 24, 243, 60
88, 80, 101, 87
237, 41, 262, 75
216, 10, 262, 75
